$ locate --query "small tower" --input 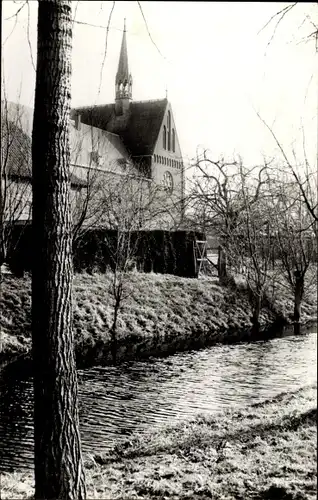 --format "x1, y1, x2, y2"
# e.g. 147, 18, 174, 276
115, 19, 132, 115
